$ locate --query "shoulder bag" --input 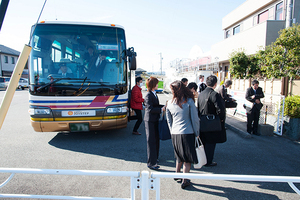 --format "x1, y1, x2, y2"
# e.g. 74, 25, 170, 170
200, 90, 222, 132
158, 112, 171, 140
